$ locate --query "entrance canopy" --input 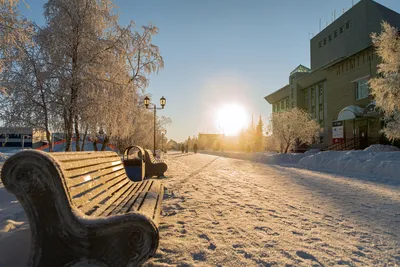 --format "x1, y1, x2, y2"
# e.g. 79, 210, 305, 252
363, 101, 380, 117
337, 105, 365, 121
